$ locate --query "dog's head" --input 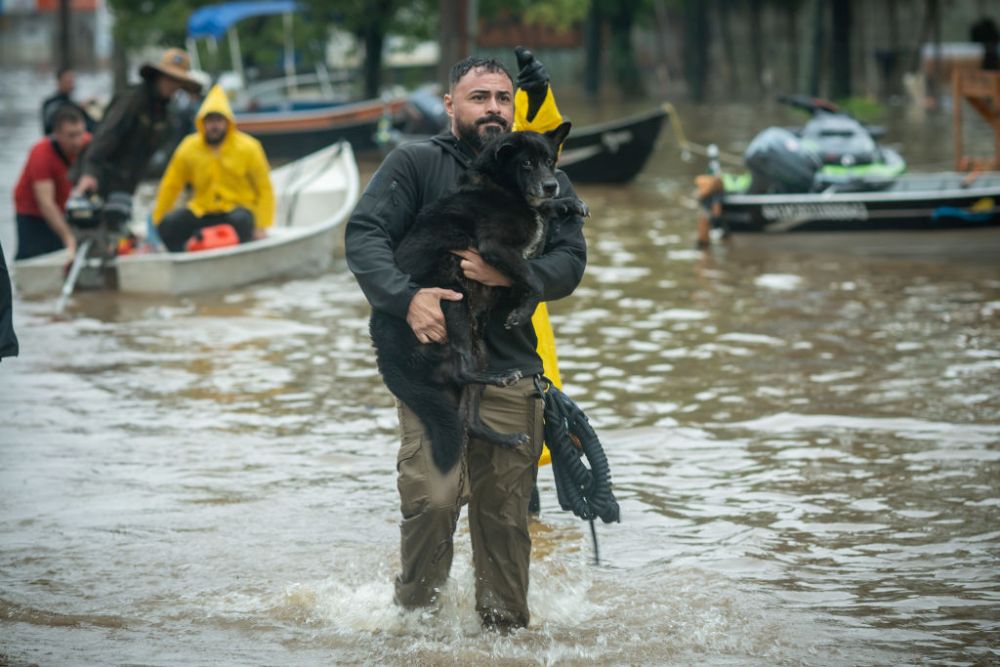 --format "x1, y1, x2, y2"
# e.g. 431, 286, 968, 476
472, 122, 572, 207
